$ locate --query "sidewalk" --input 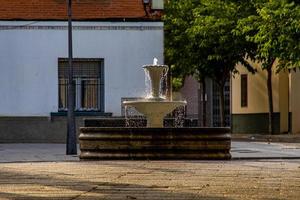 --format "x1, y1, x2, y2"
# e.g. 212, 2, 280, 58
0, 141, 300, 163
232, 141, 300, 159
0, 144, 79, 163
232, 133, 300, 143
